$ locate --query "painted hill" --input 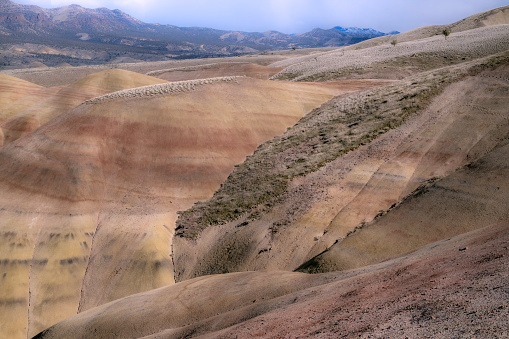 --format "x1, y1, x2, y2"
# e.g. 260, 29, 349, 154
173, 53, 509, 280
0, 5, 508, 339
148, 62, 284, 82
270, 23, 509, 81
344, 4, 509, 50
0, 73, 43, 120
0, 69, 167, 146
0, 71, 382, 338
